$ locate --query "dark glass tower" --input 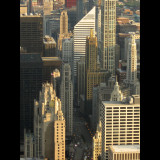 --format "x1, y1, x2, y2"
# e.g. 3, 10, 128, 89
20, 53, 42, 142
